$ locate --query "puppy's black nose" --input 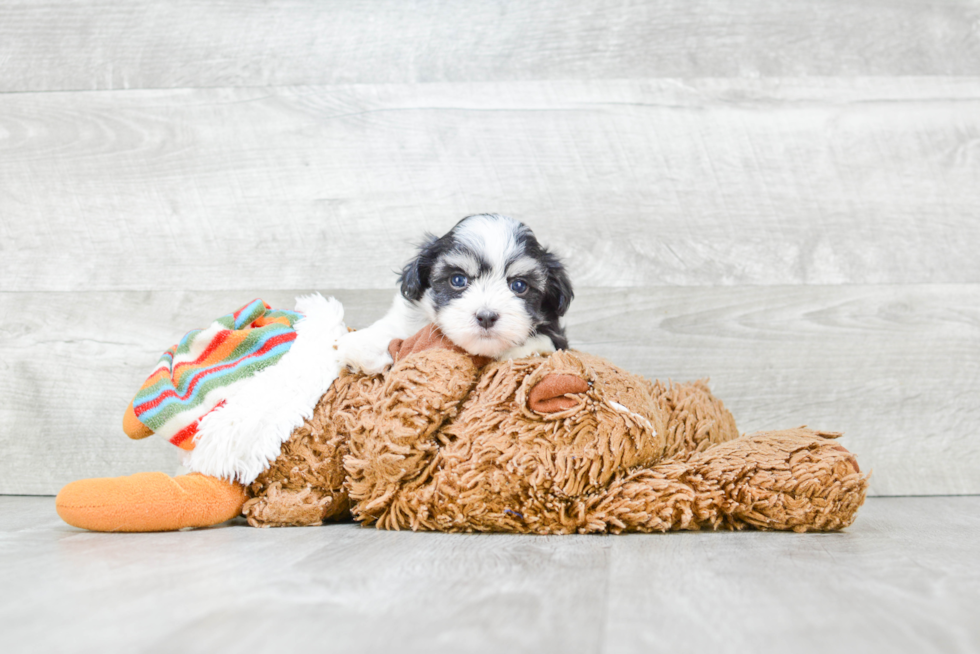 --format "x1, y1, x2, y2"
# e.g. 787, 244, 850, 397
476, 310, 499, 329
